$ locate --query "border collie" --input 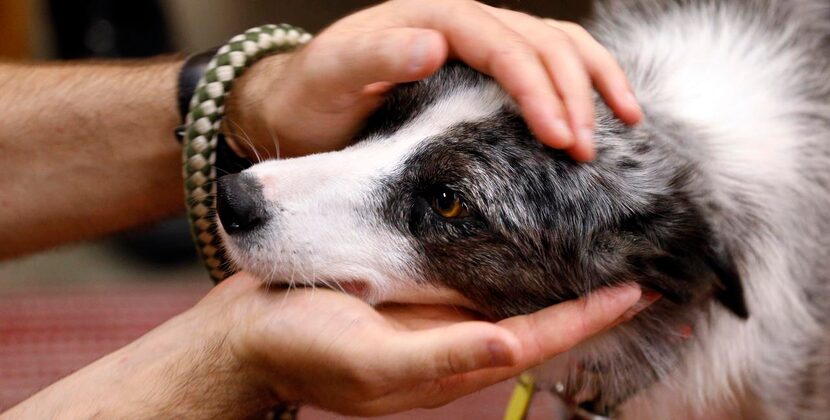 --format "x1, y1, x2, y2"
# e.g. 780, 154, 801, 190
216, 0, 830, 418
